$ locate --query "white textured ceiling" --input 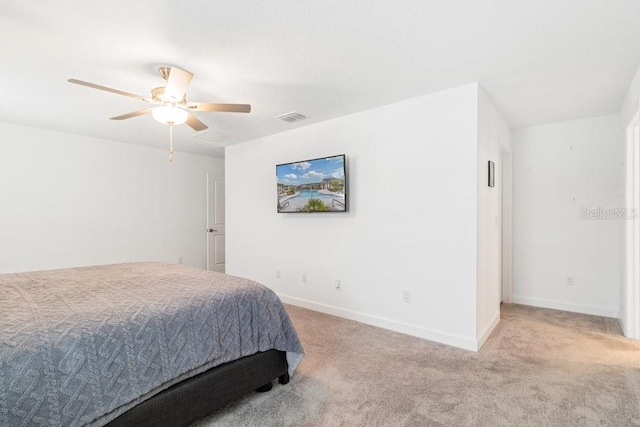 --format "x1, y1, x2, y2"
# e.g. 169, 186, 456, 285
1, 1, 639, 158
